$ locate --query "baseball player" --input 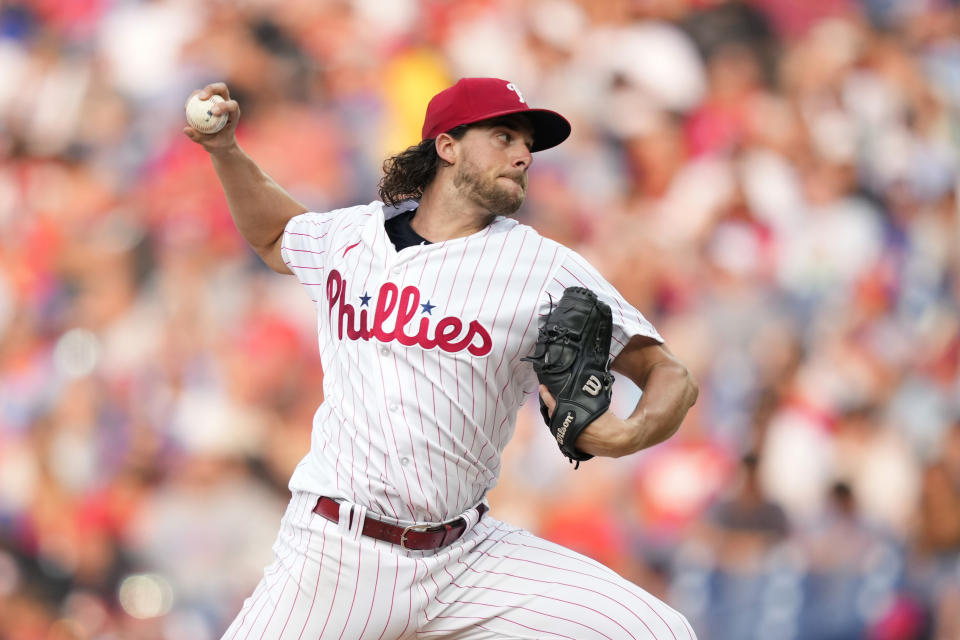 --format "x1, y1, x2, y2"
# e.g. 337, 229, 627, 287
184, 77, 699, 639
